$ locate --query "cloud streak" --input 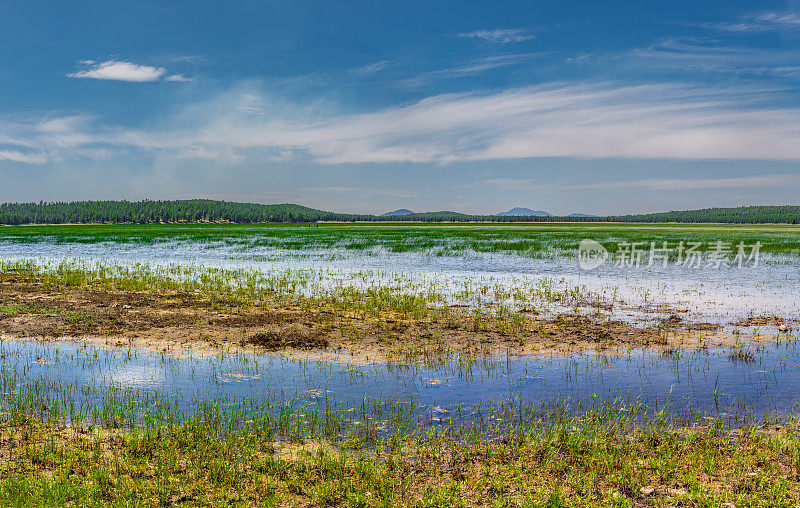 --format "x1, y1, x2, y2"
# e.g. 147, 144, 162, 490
628, 38, 800, 76
0, 150, 48, 164
165, 74, 193, 82
401, 53, 537, 87
575, 174, 800, 191
67, 61, 166, 82
67, 60, 192, 83
4, 82, 800, 166
708, 11, 800, 32
459, 29, 535, 43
